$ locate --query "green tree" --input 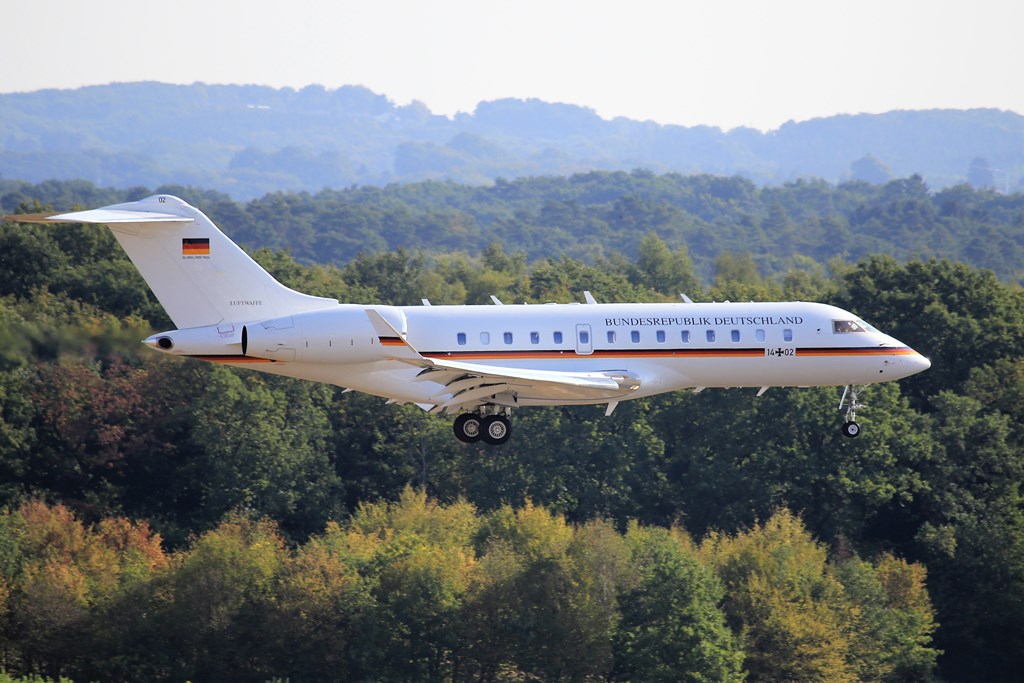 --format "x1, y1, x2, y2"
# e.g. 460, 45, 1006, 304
0, 224, 67, 300
634, 232, 701, 299
340, 489, 478, 680
184, 366, 342, 540
964, 357, 1024, 443
613, 524, 743, 682
911, 392, 1024, 681
166, 514, 285, 682
834, 553, 939, 682
466, 503, 620, 680
267, 538, 378, 681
